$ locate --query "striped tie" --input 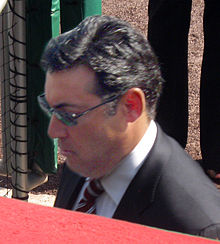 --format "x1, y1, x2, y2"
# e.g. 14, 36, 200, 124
75, 179, 104, 214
